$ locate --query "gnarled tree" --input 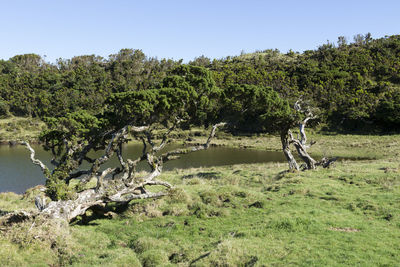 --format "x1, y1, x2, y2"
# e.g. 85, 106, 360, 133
281, 99, 336, 170
219, 84, 331, 170
22, 65, 224, 222
284, 100, 318, 170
